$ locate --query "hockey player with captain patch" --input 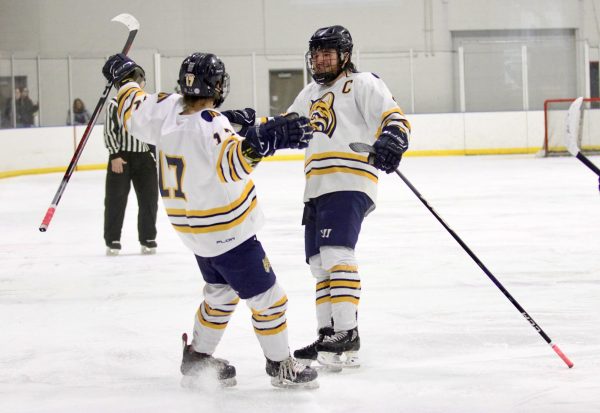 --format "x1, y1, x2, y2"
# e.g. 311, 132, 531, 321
289, 25, 411, 370
226, 25, 411, 371
101, 52, 318, 389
